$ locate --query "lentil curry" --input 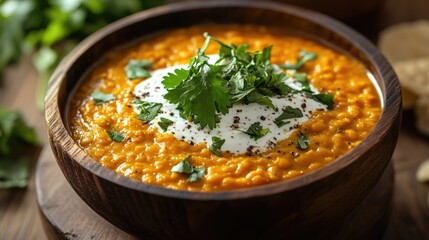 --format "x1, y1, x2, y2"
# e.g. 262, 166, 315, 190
69, 24, 381, 191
